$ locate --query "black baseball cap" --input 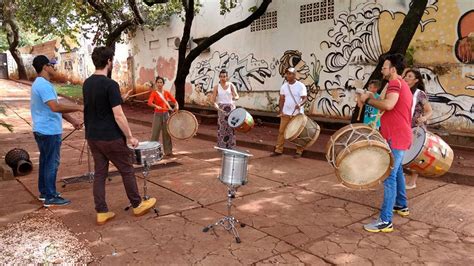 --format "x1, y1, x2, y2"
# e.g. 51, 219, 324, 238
32, 55, 56, 73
